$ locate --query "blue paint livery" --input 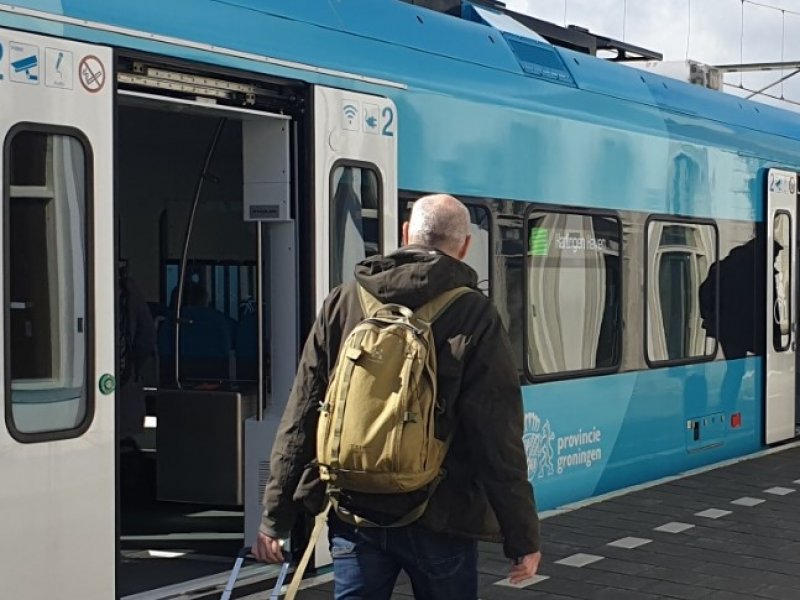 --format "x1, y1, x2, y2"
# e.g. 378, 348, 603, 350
0, 1, 786, 510
7, 0, 799, 221
522, 359, 760, 509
